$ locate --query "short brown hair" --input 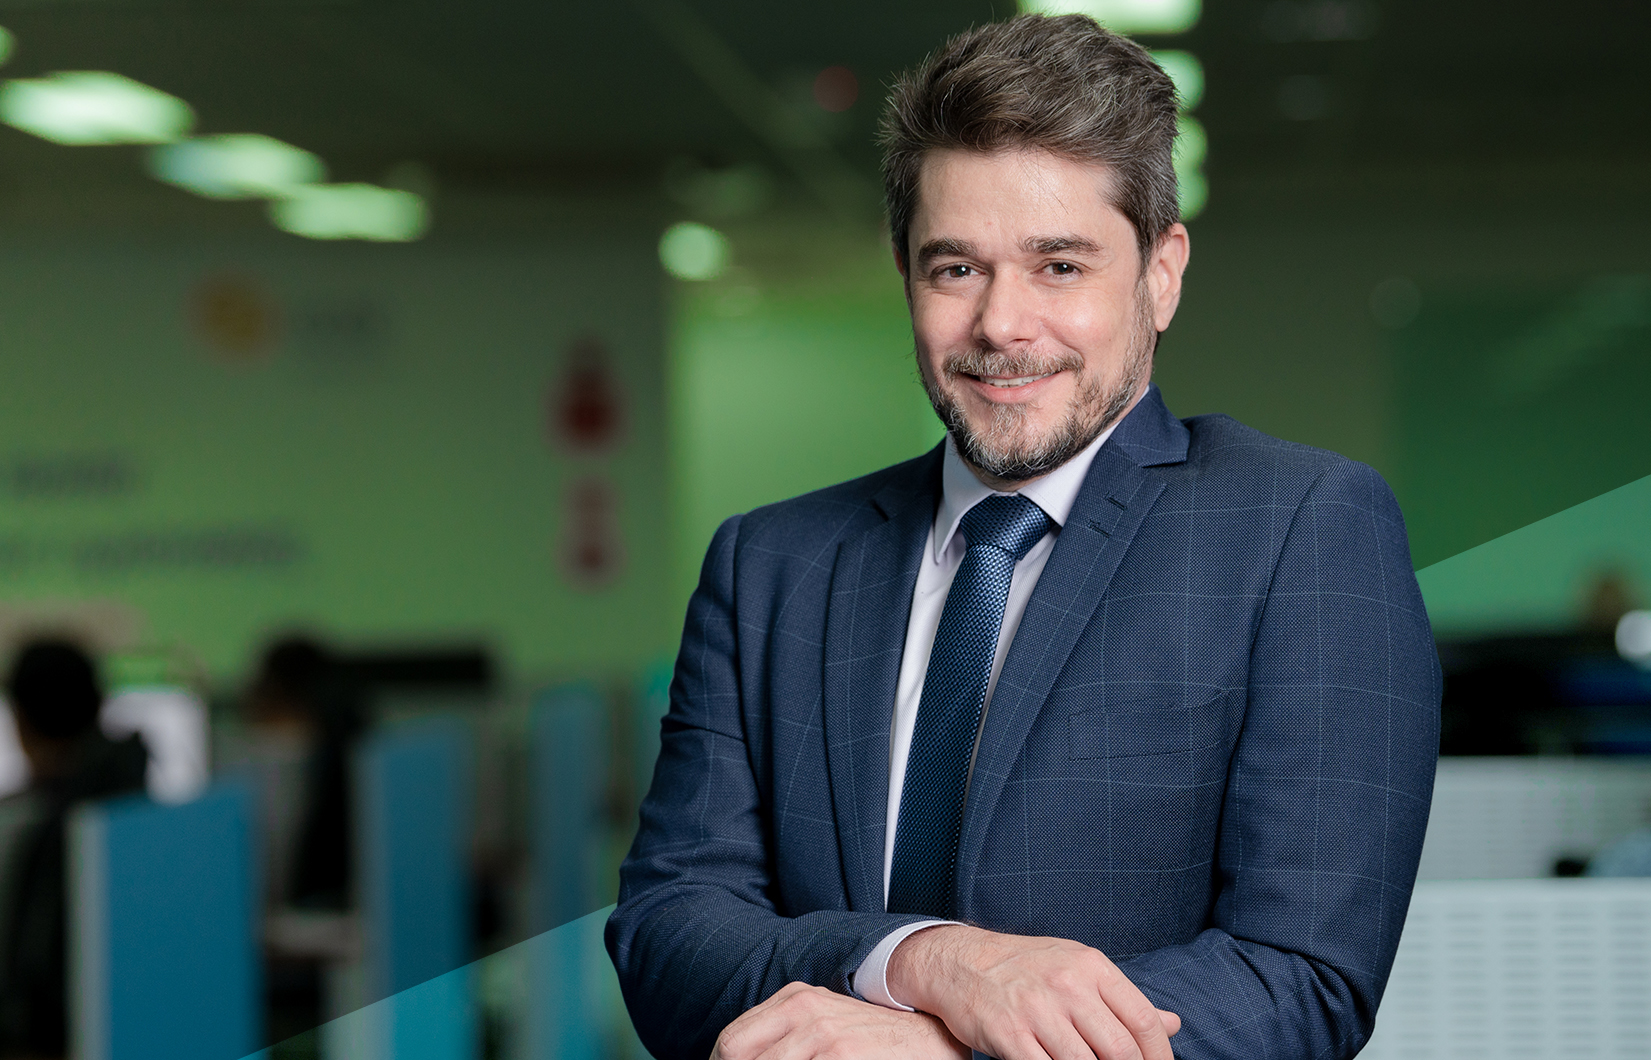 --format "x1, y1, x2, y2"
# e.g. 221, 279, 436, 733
880, 14, 1181, 265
